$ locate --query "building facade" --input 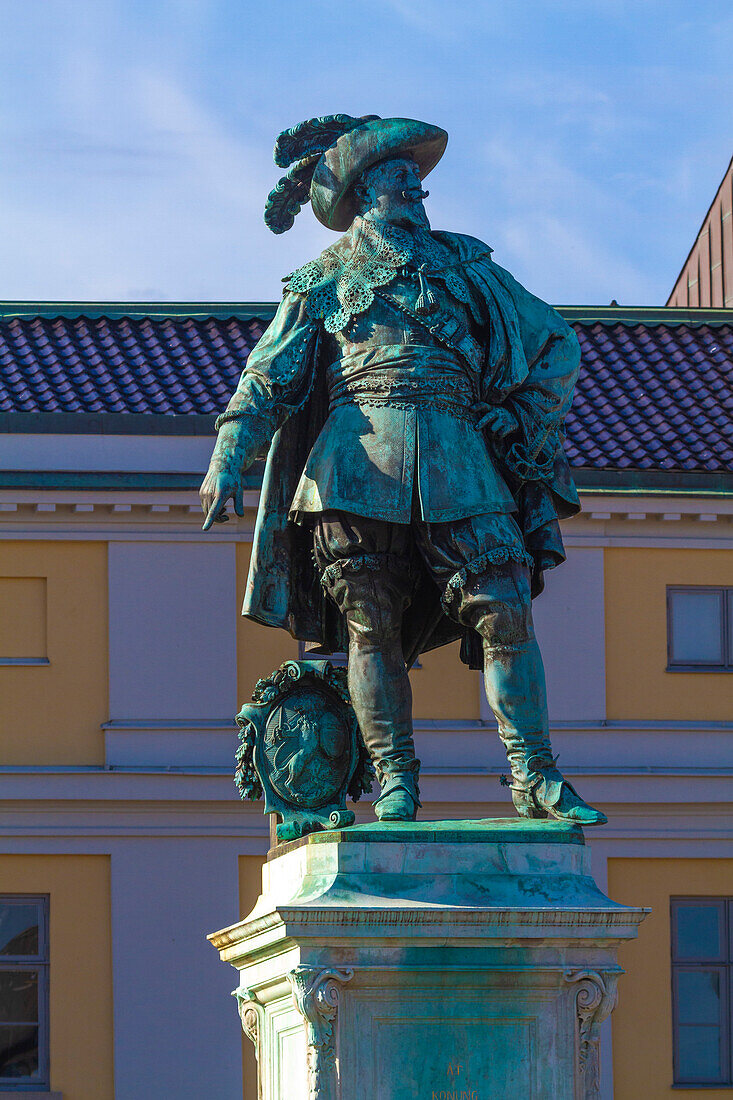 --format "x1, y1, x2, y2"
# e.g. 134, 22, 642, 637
668, 155, 733, 308
0, 302, 731, 1099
